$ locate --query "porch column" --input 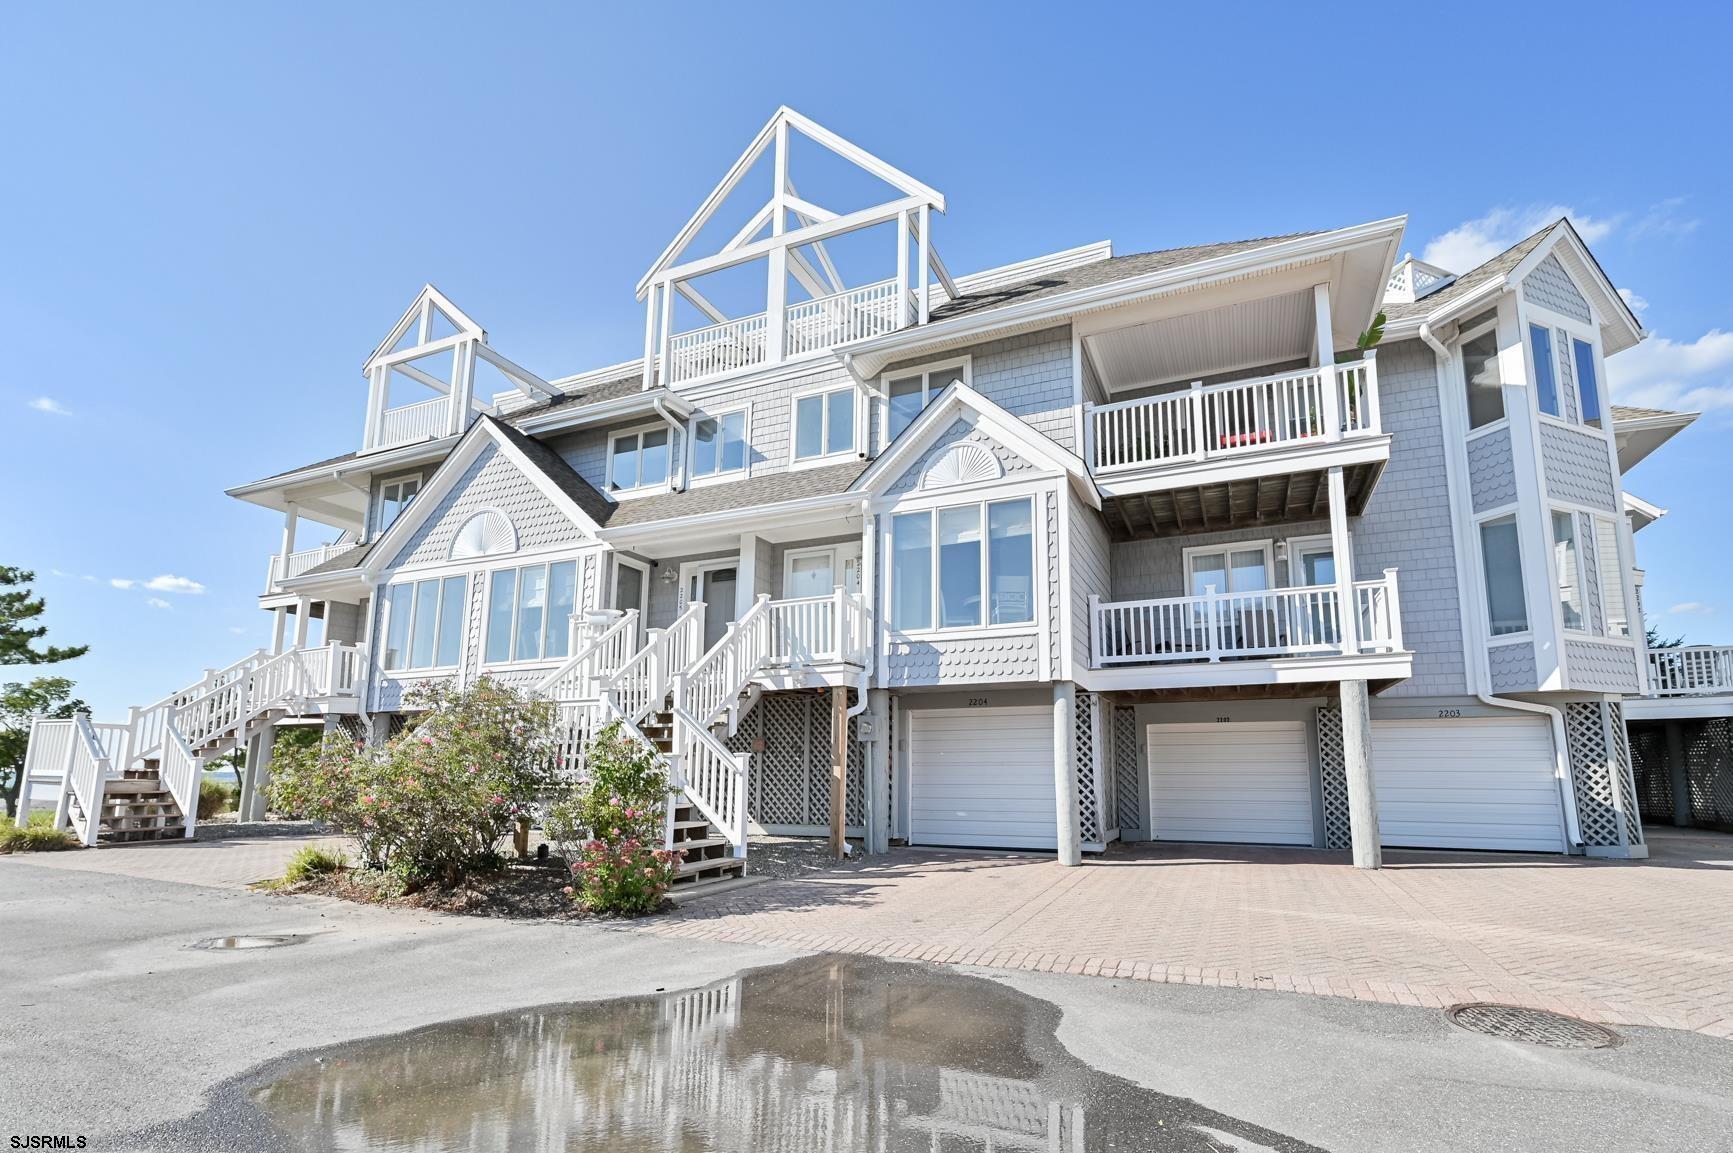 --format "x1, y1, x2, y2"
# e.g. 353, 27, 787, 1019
292, 597, 311, 649
1340, 678, 1381, 869
1054, 681, 1082, 866
270, 607, 289, 656
866, 688, 892, 854
1314, 282, 1342, 437
737, 532, 760, 619
278, 502, 299, 582
828, 686, 849, 859
1327, 466, 1360, 654
241, 722, 276, 823
1665, 721, 1691, 827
